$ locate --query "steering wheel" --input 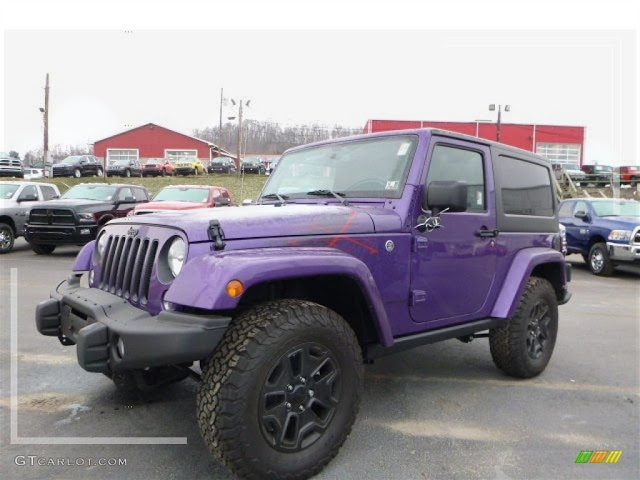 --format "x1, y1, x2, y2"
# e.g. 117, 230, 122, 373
347, 178, 386, 190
